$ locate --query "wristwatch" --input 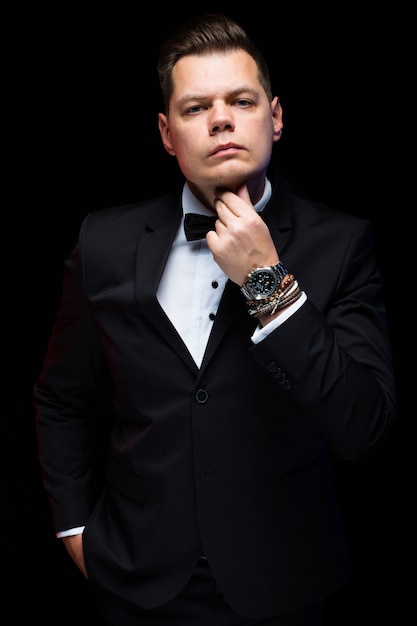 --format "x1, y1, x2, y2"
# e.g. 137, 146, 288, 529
240, 262, 288, 300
